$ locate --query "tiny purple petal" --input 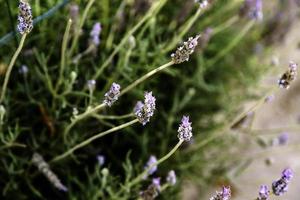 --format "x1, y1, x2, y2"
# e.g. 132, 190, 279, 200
96, 155, 105, 166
